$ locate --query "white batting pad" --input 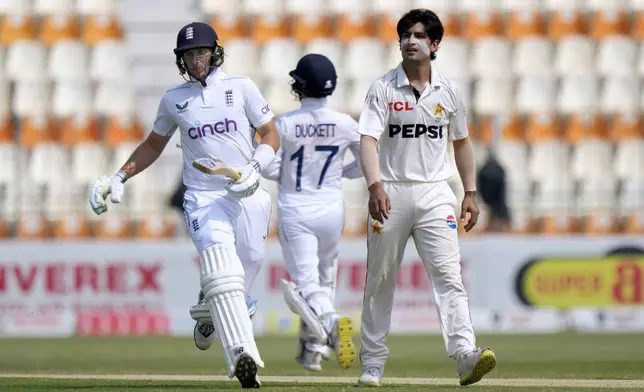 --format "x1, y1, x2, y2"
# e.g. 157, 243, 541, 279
281, 279, 328, 344
201, 244, 263, 377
